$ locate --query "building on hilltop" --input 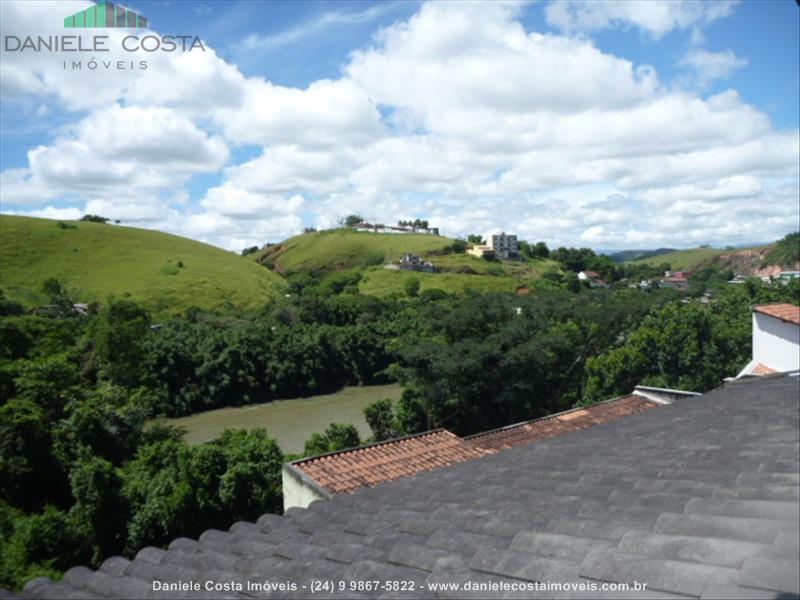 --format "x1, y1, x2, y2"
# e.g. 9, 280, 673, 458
353, 222, 439, 235
737, 303, 800, 377
489, 232, 518, 259
398, 253, 435, 272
